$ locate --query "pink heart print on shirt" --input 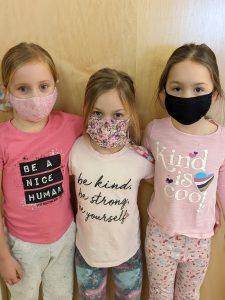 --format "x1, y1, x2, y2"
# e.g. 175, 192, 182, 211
189, 151, 198, 158
194, 172, 214, 192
